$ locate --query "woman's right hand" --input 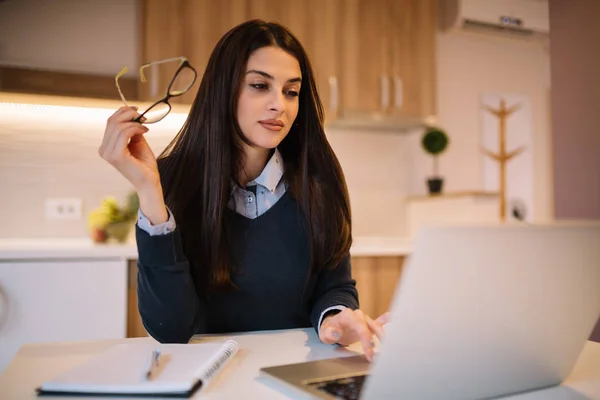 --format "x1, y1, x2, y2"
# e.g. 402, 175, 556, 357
99, 106, 158, 190
99, 106, 169, 225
